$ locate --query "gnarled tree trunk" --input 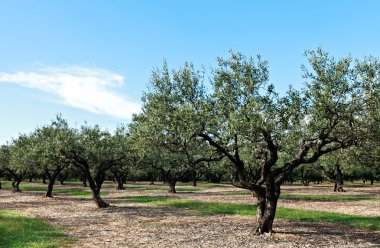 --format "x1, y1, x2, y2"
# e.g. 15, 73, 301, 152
116, 180, 125, 190
114, 172, 127, 190
333, 164, 345, 192
168, 180, 177, 193
89, 179, 109, 208
45, 179, 55, 197
82, 176, 88, 187
254, 178, 281, 235
87, 176, 109, 208
58, 173, 68, 185
91, 189, 109, 208
12, 180, 21, 193
42, 173, 47, 184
